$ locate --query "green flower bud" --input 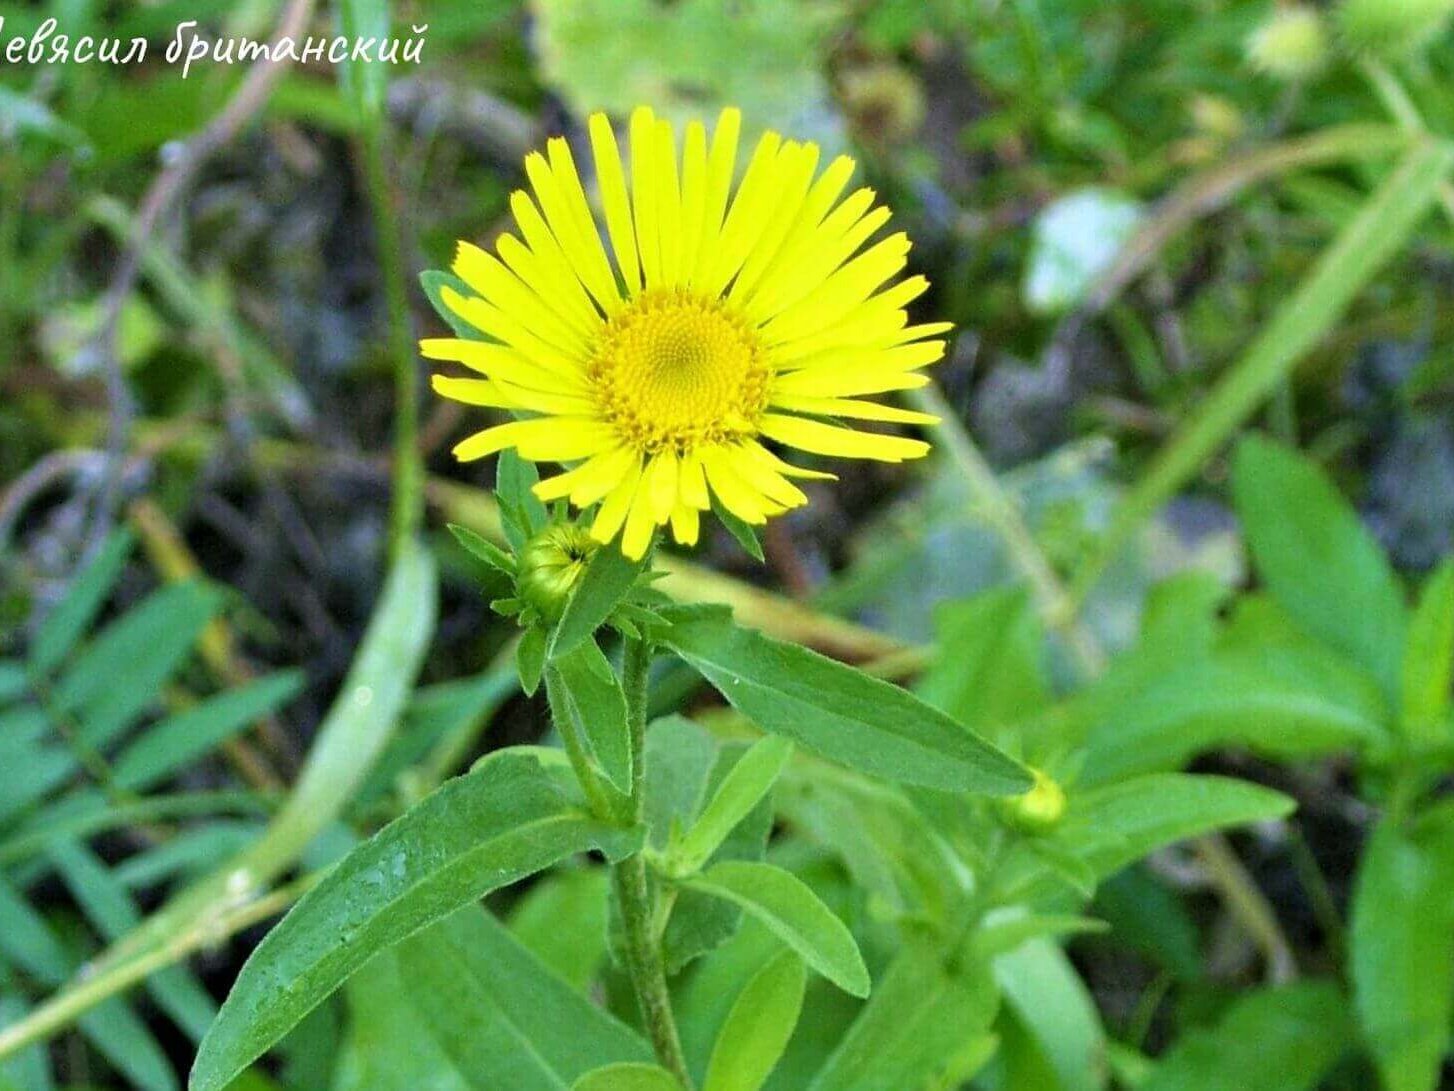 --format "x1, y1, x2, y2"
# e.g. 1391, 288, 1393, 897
1247, 6, 1330, 79
516, 524, 597, 621
1337, 0, 1454, 58
998, 768, 1067, 834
